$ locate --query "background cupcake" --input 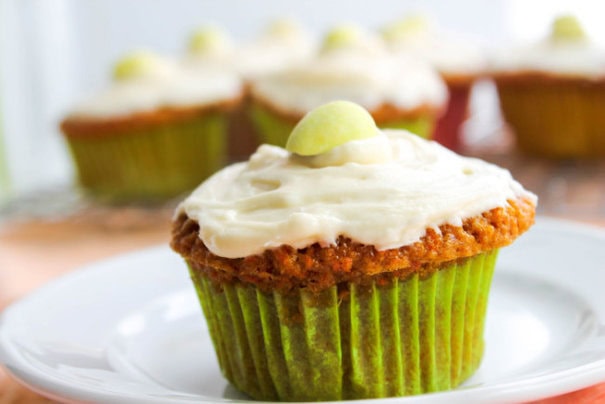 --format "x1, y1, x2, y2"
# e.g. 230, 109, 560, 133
182, 25, 257, 163
171, 101, 537, 401
185, 25, 235, 66
248, 24, 447, 147
235, 18, 316, 82
211, 18, 317, 162
382, 15, 487, 151
61, 51, 242, 203
490, 15, 605, 158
